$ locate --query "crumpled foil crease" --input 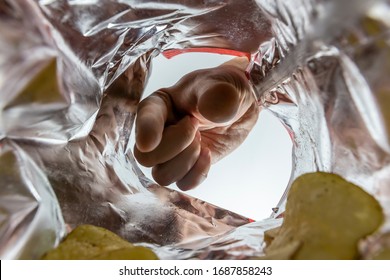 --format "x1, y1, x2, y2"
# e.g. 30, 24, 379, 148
0, 0, 389, 259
